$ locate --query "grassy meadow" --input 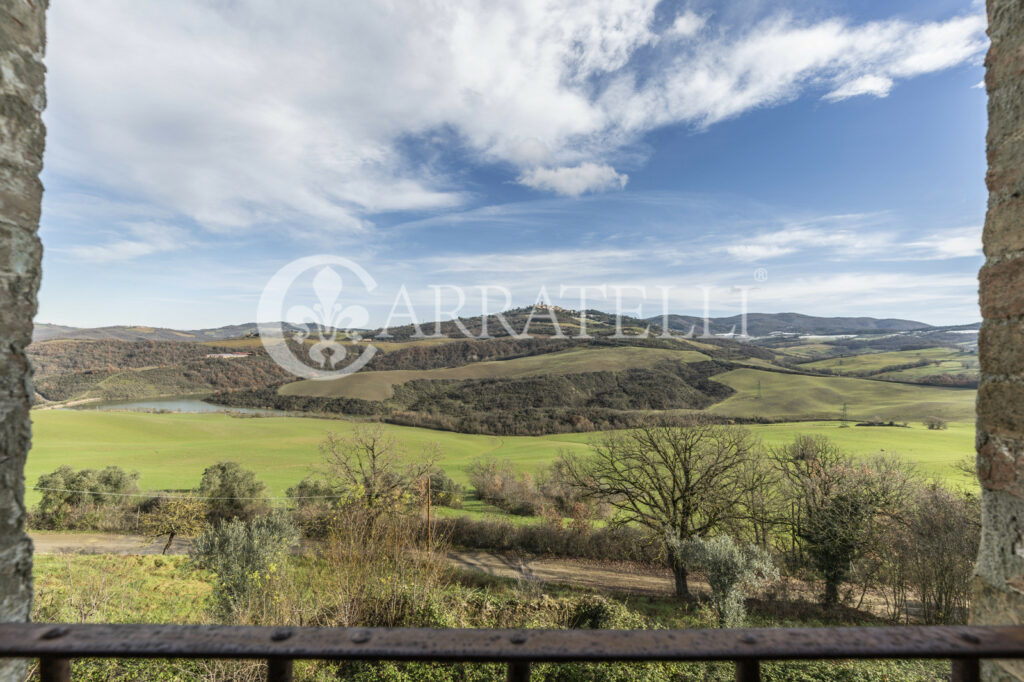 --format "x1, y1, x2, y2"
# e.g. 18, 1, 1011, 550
706, 368, 975, 421
800, 347, 977, 376
27, 409, 975, 509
